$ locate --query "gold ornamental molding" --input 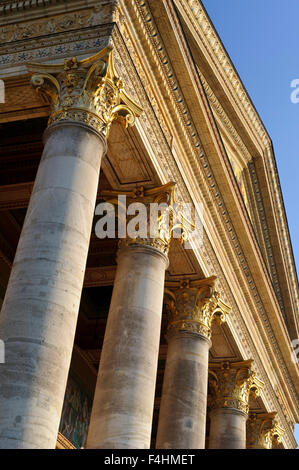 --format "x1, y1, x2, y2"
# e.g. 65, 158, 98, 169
0, 2, 118, 32
0, 0, 67, 17
208, 360, 264, 415
174, 0, 299, 336
0, 0, 296, 444
164, 276, 231, 340
56, 432, 75, 450
199, 65, 288, 322
198, 70, 252, 165
247, 412, 285, 449
26, 47, 143, 138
